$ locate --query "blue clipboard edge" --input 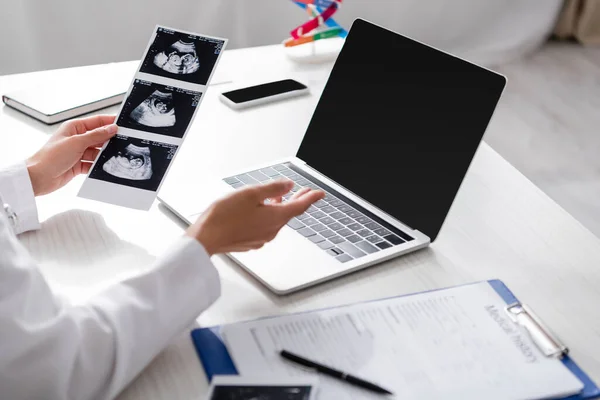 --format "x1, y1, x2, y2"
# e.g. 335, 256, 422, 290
191, 279, 600, 398
487, 280, 600, 399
